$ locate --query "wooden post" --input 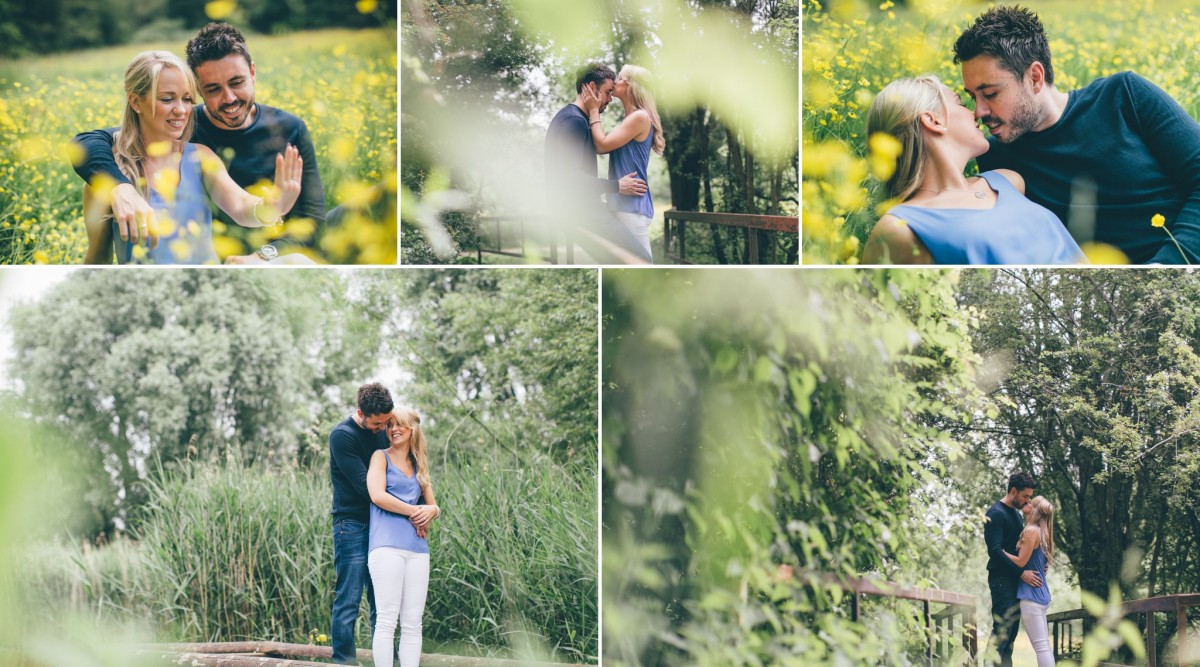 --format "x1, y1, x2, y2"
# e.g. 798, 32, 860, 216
679, 221, 686, 263
851, 592, 860, 622
965, 607, 978, 661
1145, 610, 1156, 666
1053, 618, 1059, 659
923, 599, 933, 665
1177, 603, 1187, 667
747, 227, 760, 263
